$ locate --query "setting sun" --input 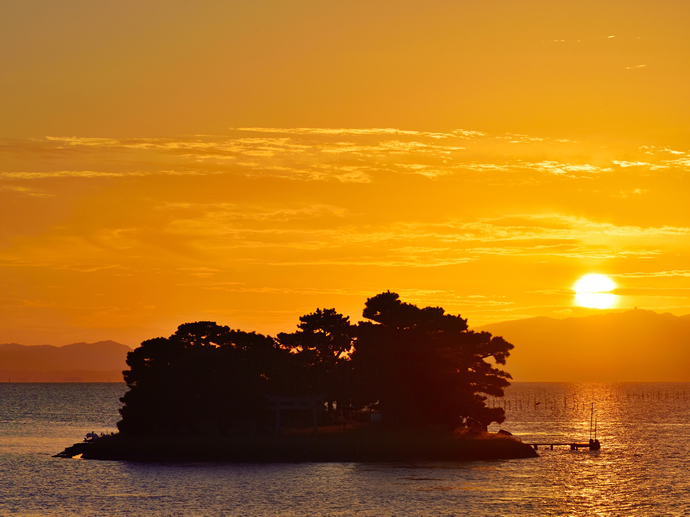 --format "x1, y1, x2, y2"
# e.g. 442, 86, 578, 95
574, 274, 617, 309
